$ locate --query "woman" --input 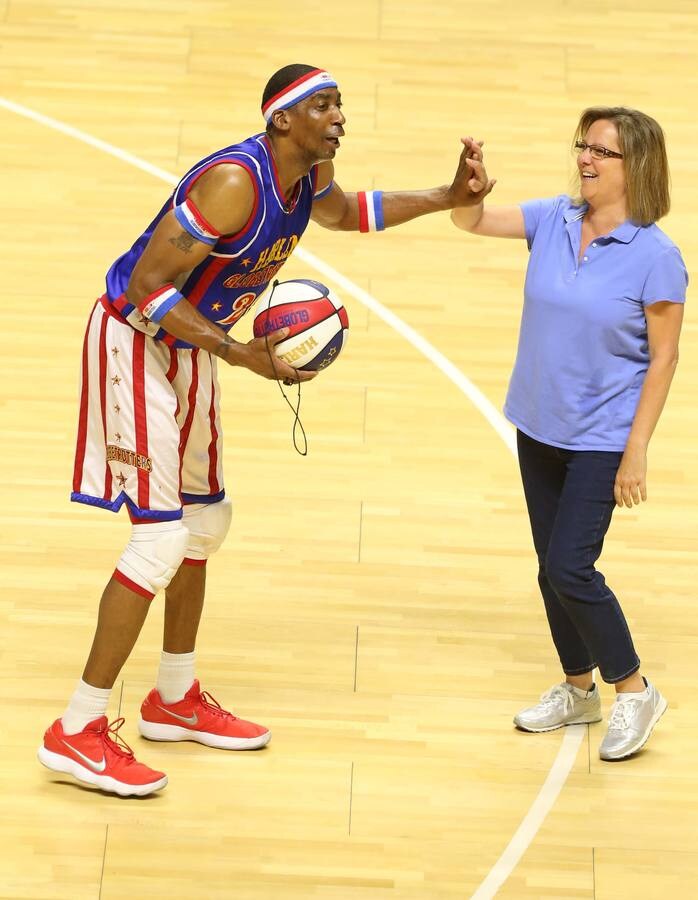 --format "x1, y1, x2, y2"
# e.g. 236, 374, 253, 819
453, 107, 687, 760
